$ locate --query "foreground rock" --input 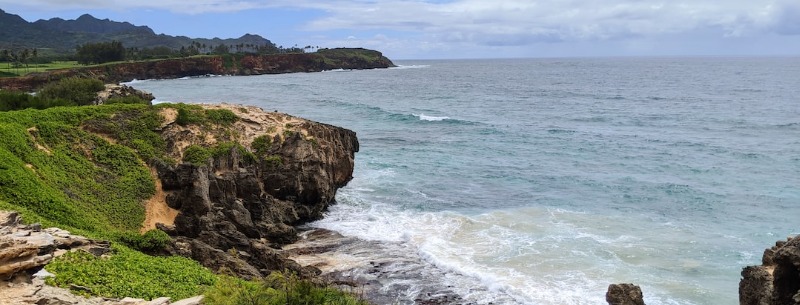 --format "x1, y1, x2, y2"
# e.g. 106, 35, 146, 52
740, 235, 800, 305
0, 211, 204, 305
0, 211, 110, 280
95, 84, 155, 105
606, 283, 645, 305
153, 105, 359, 279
